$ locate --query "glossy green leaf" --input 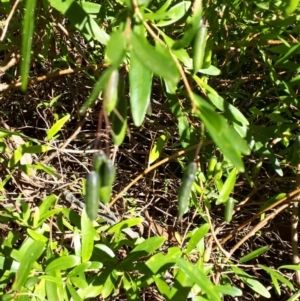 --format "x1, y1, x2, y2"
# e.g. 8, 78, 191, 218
129, 49, 152, 126
231, 266, 271, 298
131, 32, 180, 86
146, 247, 181, 274
78, 1, 102, 15
67, 262, 92, 278
49, 0, 108, 45
149, 134, 168, 165
45, 271, 59, 301
21, 145, 52, 154
214, 285, 242, 297
21, 0, 36, 91
109, 79, 127, 146
39, 195, 57, 217
207, 93, 249, 125
177, 258, 221, 301
122, 236, 166, 265
283, 0, 300, 17
157, 1, 191, 27
193, 94, 250, 171
186, 223, 209, 254
275, 43, 300, 66
279, 264, 300, 270
13, 240, 44, 290
216, 168, 237, 205
46, 114, 70, 141
106, 30, 126, 66
104, 69, 119, 115
178, 162, 197, 218
239, 246, 270, 263
102, 270, 119, 299
81, 209, 96, 262
199, 64, 221, 75
45, 255, 80, 272
67, 283, 82, 301
193, 21, 207, 72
